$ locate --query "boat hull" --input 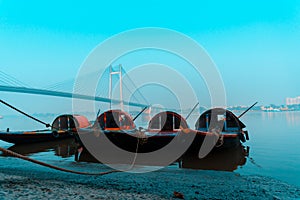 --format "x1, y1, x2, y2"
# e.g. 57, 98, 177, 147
0, 130, 73, 144
75, 128, 243, 156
